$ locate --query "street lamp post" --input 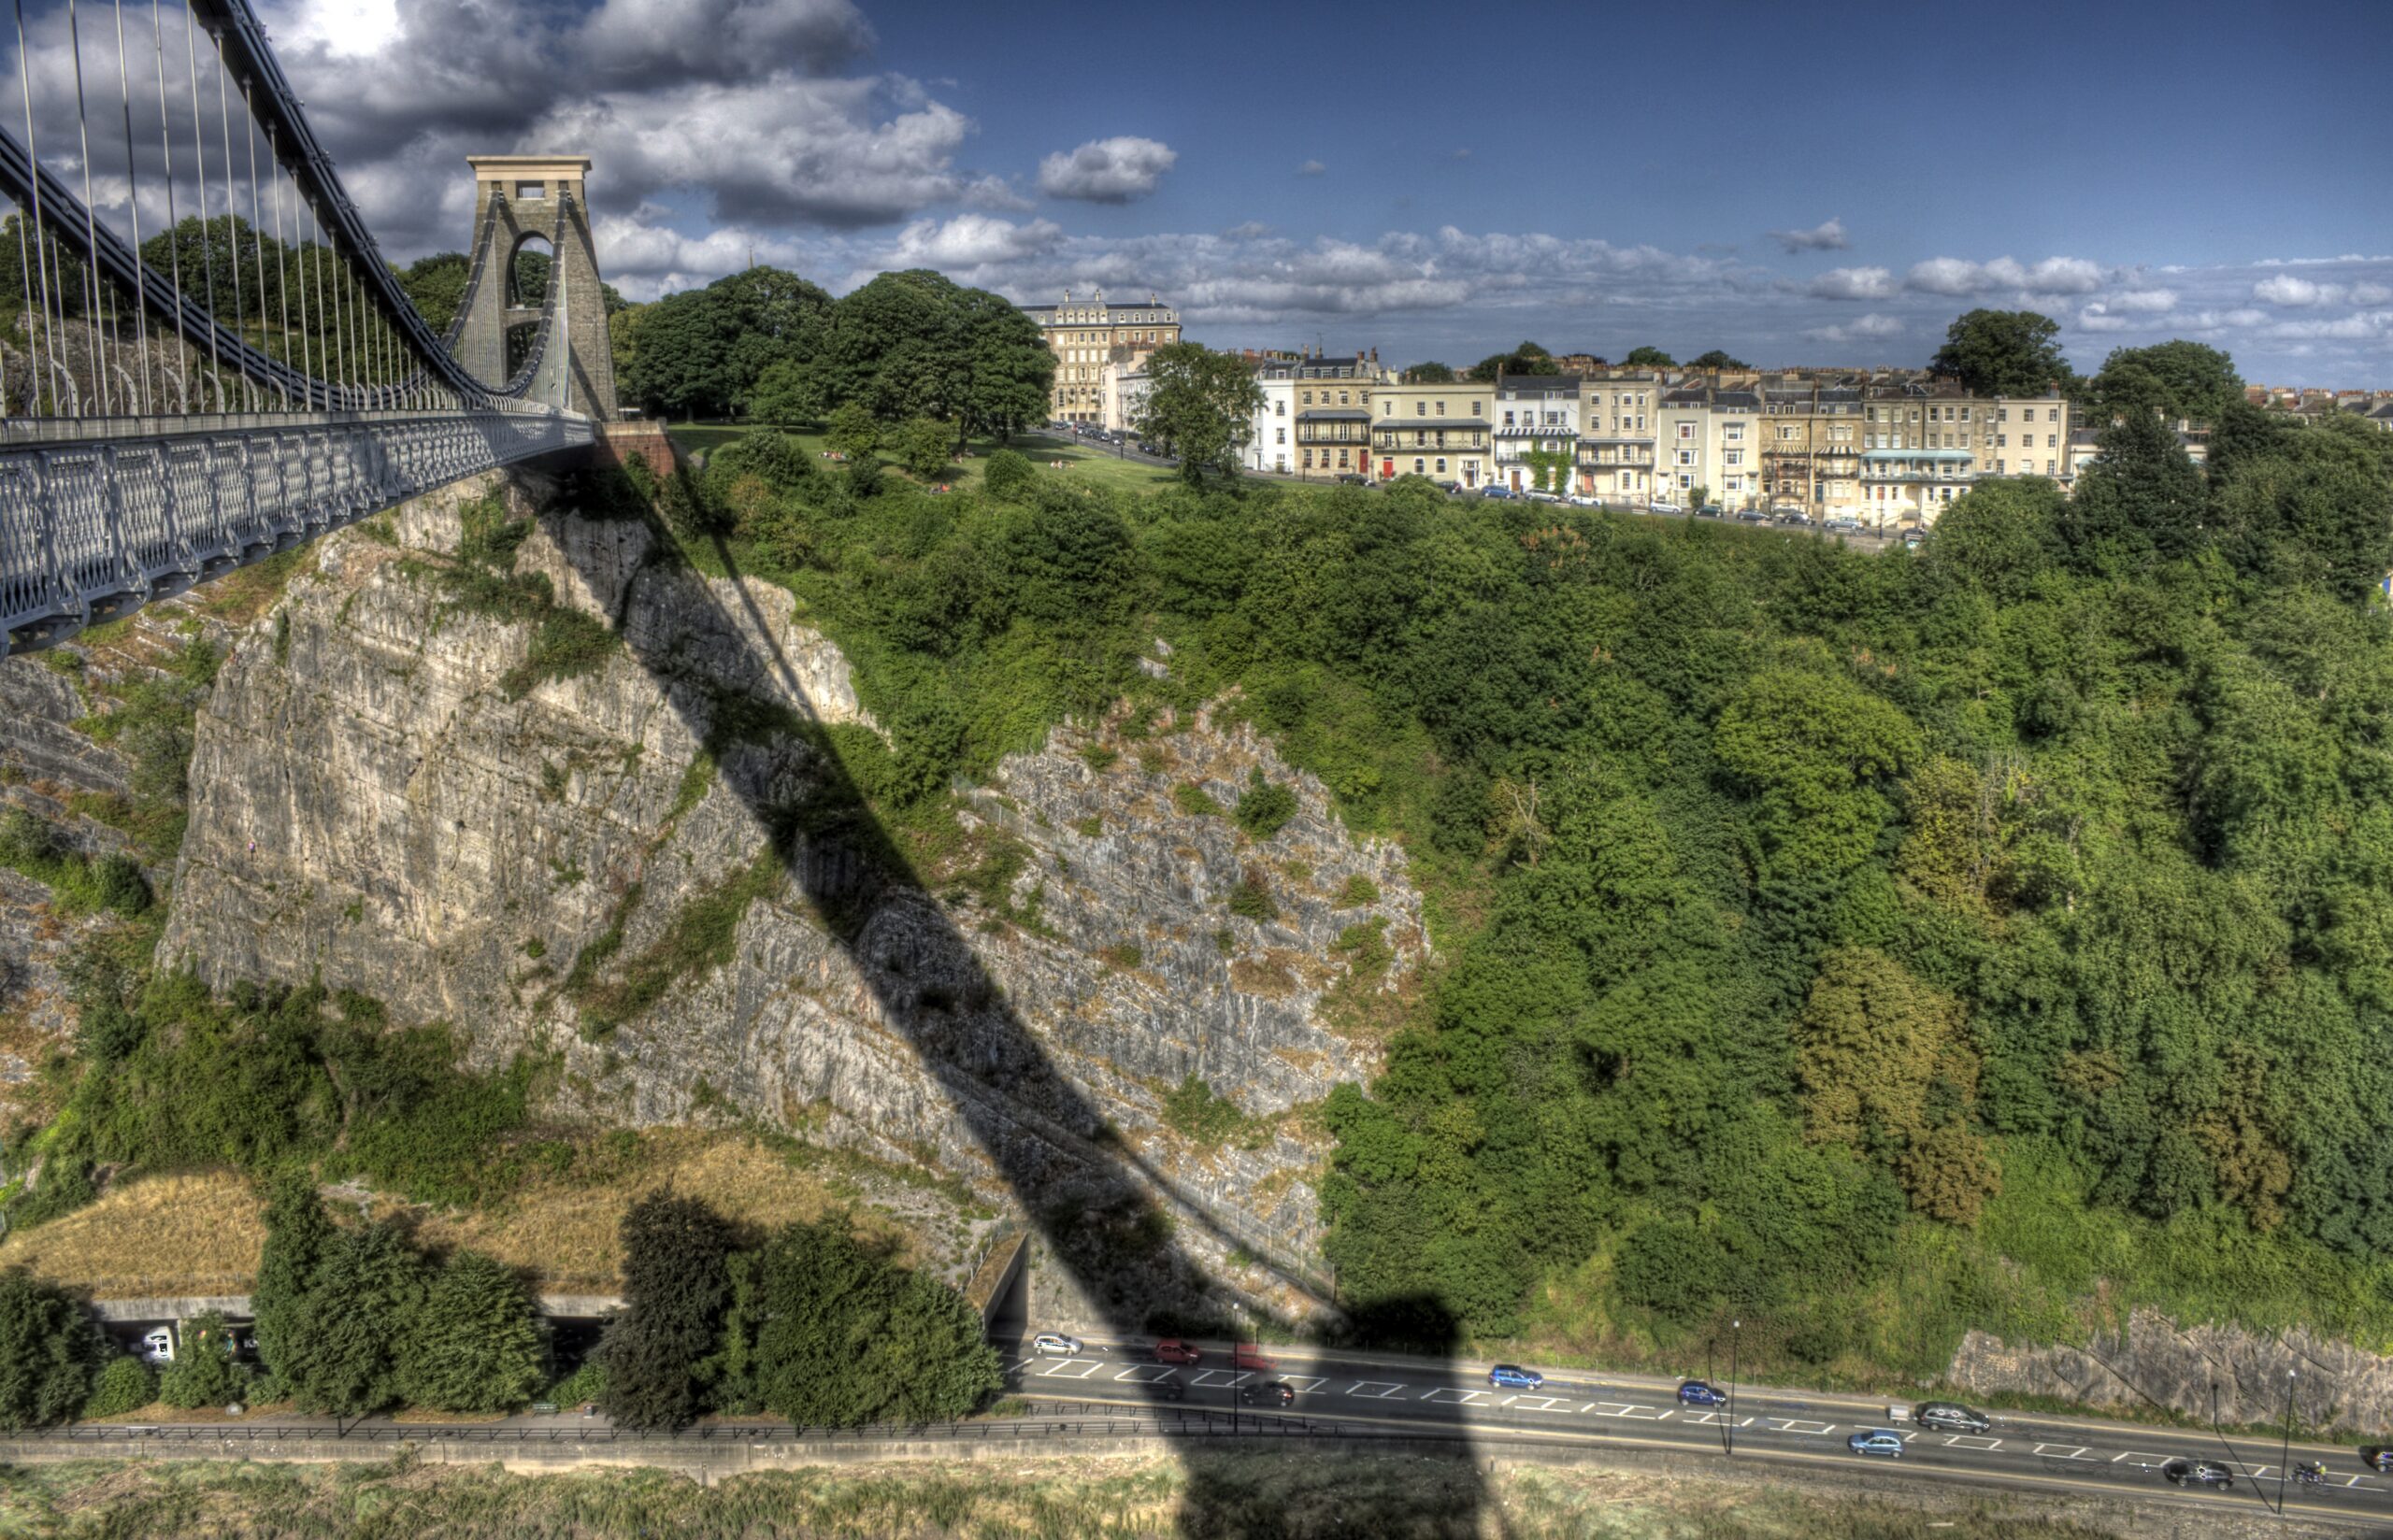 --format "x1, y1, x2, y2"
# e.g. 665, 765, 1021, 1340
1726, 1318, 1741, 1455
1229, 1301, 1241, 1436
2281, 1368, 2298, 1514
